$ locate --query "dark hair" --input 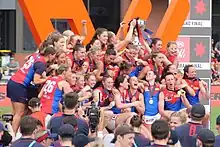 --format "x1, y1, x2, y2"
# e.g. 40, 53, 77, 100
63, 116, 78, 129
190, 115, 204, 122
28, 97, 41, 108
151, 51, 160, 63
114, 75, 127, 89
106, 44, 116, 56
151, 120, 169, 140
130, 115, 142, 128
164, 72, 174, 80
86, 38, 99, 52
119, 61, 132, 71
84, 73, 95, 81
63, 92, 79, 110
183, 64, 194, 79
38, 39, 54, 53
74, 43, 84, 52
41, 46, 56, 56
150, 38, 162, 48
20, 116, 38, 136
93, 28, 108, 40
161, 64, 173, 81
